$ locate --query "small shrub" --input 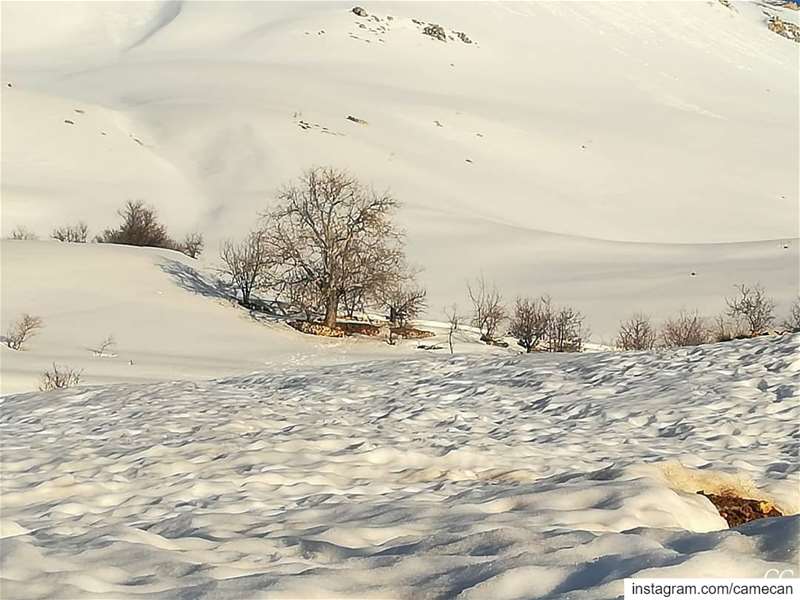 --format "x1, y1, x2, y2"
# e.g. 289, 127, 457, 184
547, 304, 585, 352
51, 222, 89, 243
661, 309, 709, 347
39, 363, 82, 391
4, 314, 43, 350
783, 297, 800, 333
617, 312, 657, 351
179, 232, 205, 258
8, 226, 38, 240
467, 275, 506, 343
725, 283, 776, 335
96, 200, 174, 249
91, 334, 116, 357
510, 295, 552, 352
